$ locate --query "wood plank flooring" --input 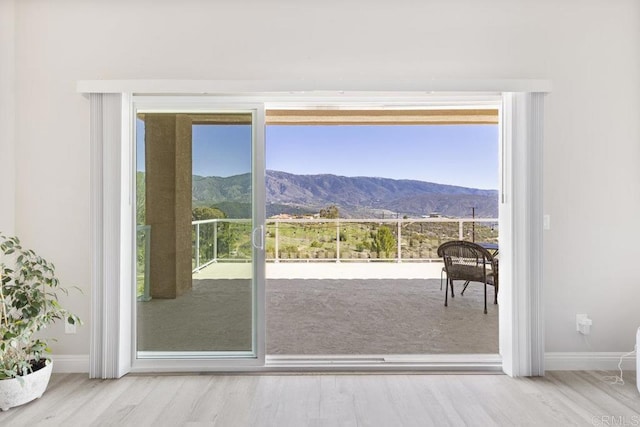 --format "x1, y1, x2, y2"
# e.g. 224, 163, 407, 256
1, 371, 639, 426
